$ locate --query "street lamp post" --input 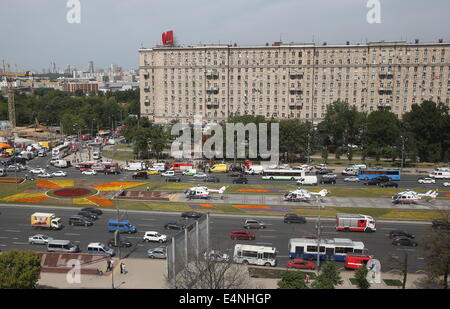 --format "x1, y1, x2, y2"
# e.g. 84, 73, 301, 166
316, 196, 321, 271
400, 135, 406, 171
